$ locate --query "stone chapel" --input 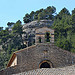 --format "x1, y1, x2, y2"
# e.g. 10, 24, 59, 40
0, 26, 75, 75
